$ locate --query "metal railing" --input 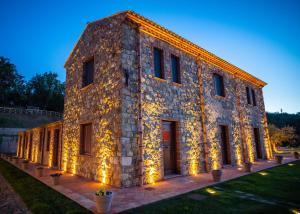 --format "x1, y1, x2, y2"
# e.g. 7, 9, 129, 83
0, 107, 63, 118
